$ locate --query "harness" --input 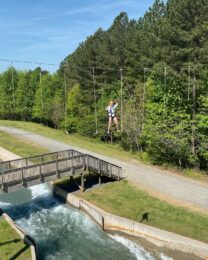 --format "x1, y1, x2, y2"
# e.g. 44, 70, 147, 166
107, 104, 117, 118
